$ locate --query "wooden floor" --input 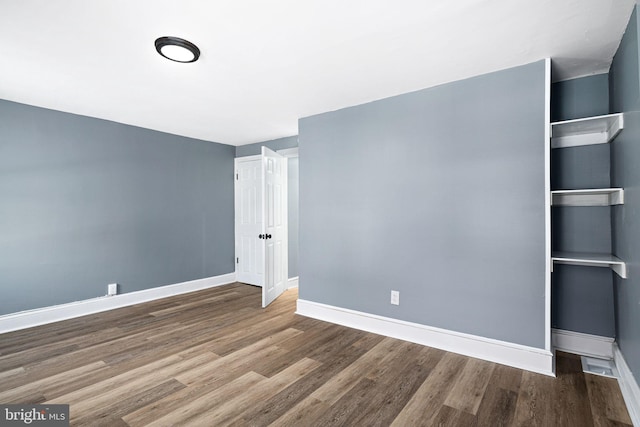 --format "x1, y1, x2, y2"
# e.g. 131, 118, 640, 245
0, 283, 632, 426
